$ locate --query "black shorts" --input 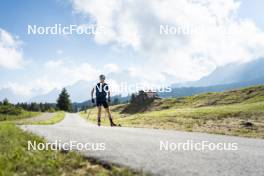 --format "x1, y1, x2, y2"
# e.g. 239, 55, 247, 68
96, 99, 109, 108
